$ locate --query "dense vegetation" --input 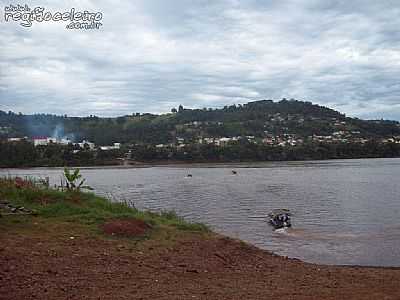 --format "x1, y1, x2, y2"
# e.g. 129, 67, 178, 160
1, 99, 400, 167
1, 139, 400, 168
1, 99, 399, 145
0, 141, 123, 167
129, 140, 400, 162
